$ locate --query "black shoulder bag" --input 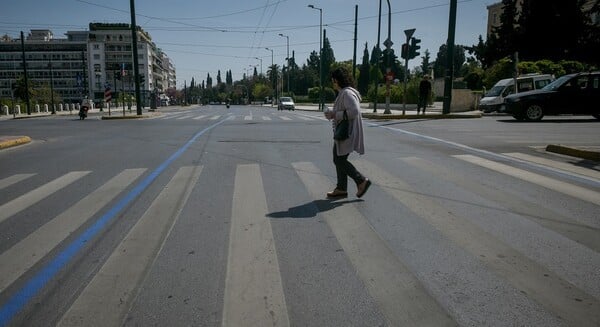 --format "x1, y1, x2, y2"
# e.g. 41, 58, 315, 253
333, 110, 349, 141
